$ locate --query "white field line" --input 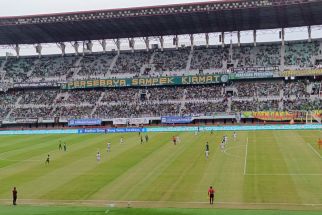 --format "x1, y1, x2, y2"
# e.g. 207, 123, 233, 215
306, 142, 322, 159
1, 198, 322, 207
245, 173, 322, 176
243, 137, 248, 175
